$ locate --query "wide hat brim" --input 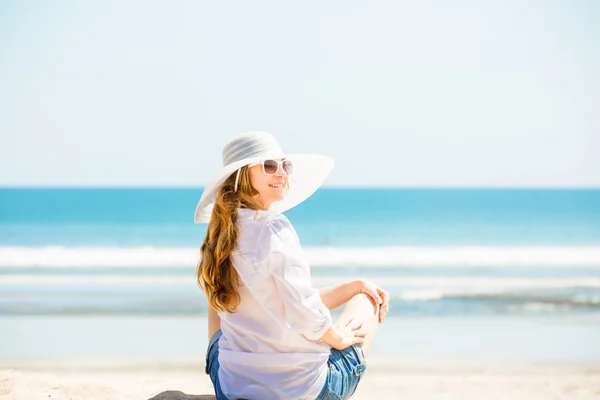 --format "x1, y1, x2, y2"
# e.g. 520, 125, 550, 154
194, 153, 334, 224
